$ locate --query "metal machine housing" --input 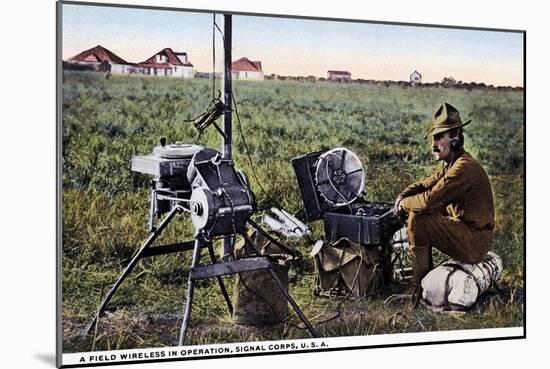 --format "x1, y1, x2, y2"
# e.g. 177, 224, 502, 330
291, 148, 402, 246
